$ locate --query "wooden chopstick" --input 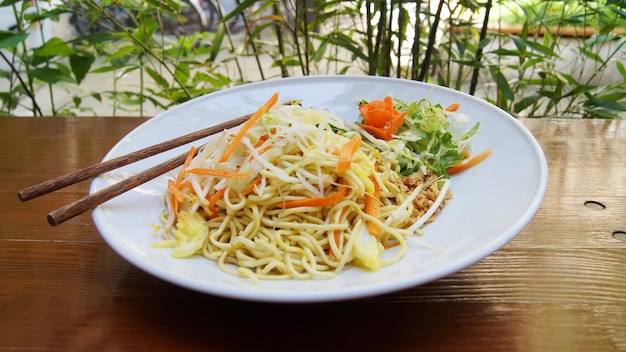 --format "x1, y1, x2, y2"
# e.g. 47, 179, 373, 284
18, 112, 252, 202
47, 150, 193, 226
